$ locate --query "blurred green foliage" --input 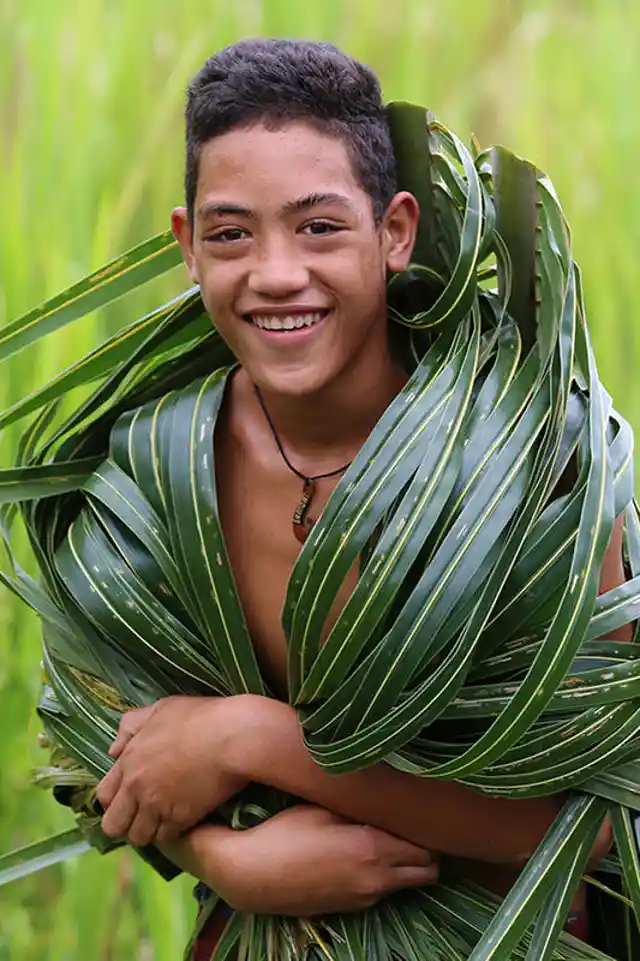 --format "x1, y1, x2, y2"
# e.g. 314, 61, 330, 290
0, 0, 638, 956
